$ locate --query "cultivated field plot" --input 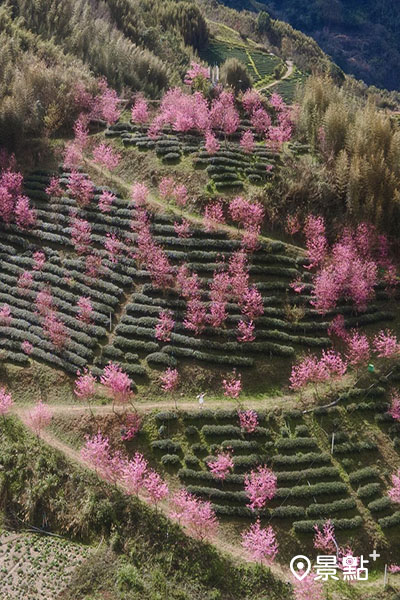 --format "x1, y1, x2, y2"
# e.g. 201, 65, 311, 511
0, 531, 90, 600
106, 121, 279, 190
151, 368, 400, 552
0, 169, 392, 389
199, 40, 281, 83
